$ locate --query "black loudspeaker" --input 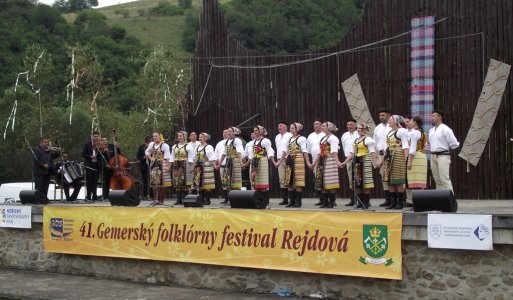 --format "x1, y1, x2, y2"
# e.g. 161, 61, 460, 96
183, 194, 203, 207
19, 190, 45, 204
412, 190, 458, 213
229, 190, 258, 209
109, 190, 140, 207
